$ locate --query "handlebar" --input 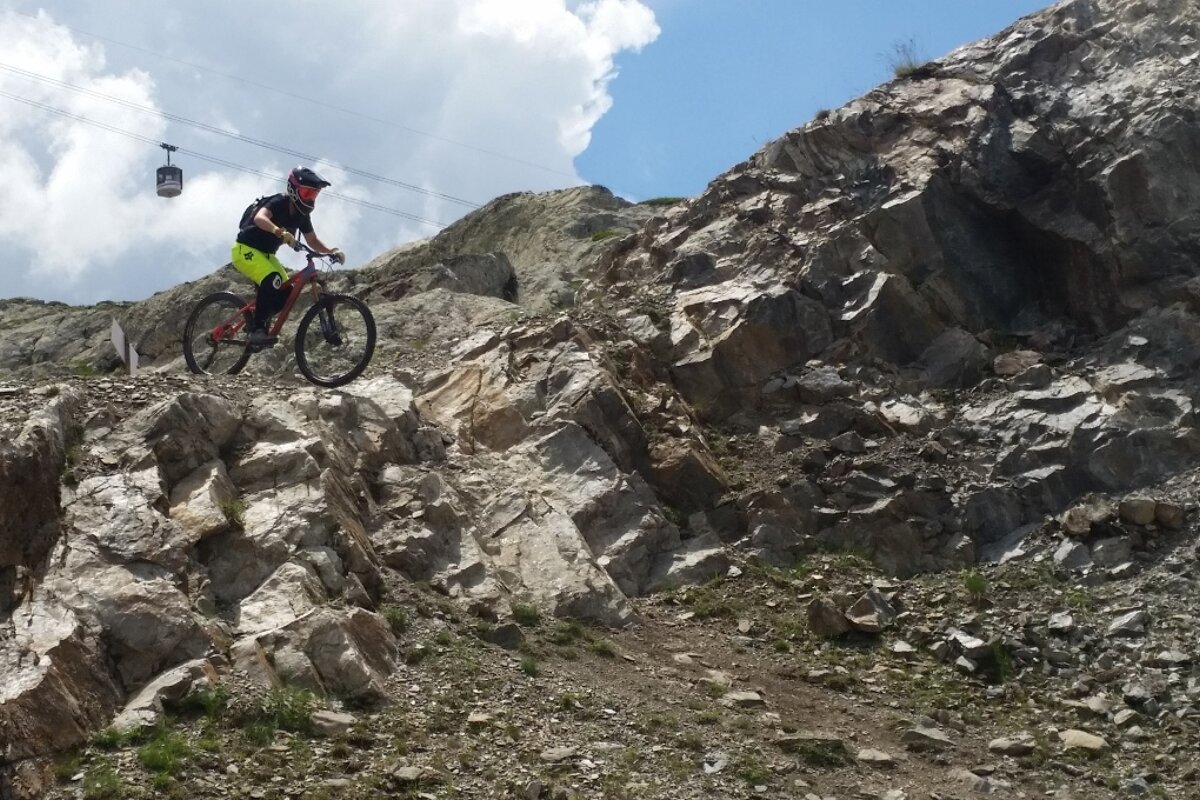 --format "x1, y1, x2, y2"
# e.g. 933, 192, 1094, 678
286, 242, 342, 286
293, 241, 338, 261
